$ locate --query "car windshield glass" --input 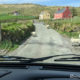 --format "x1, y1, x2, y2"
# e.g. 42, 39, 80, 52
0, 0, 80, 65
